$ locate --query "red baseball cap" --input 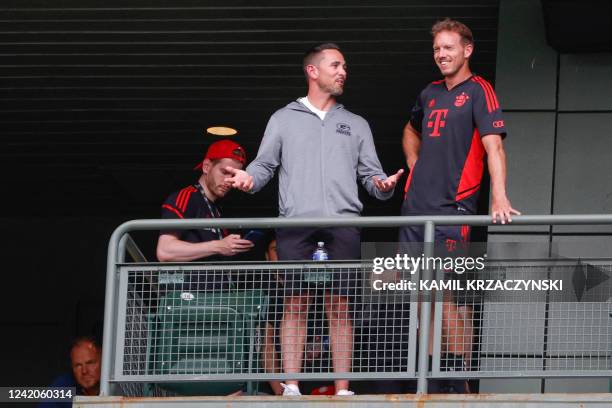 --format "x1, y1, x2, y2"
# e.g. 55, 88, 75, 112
194, 140, 247, 170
